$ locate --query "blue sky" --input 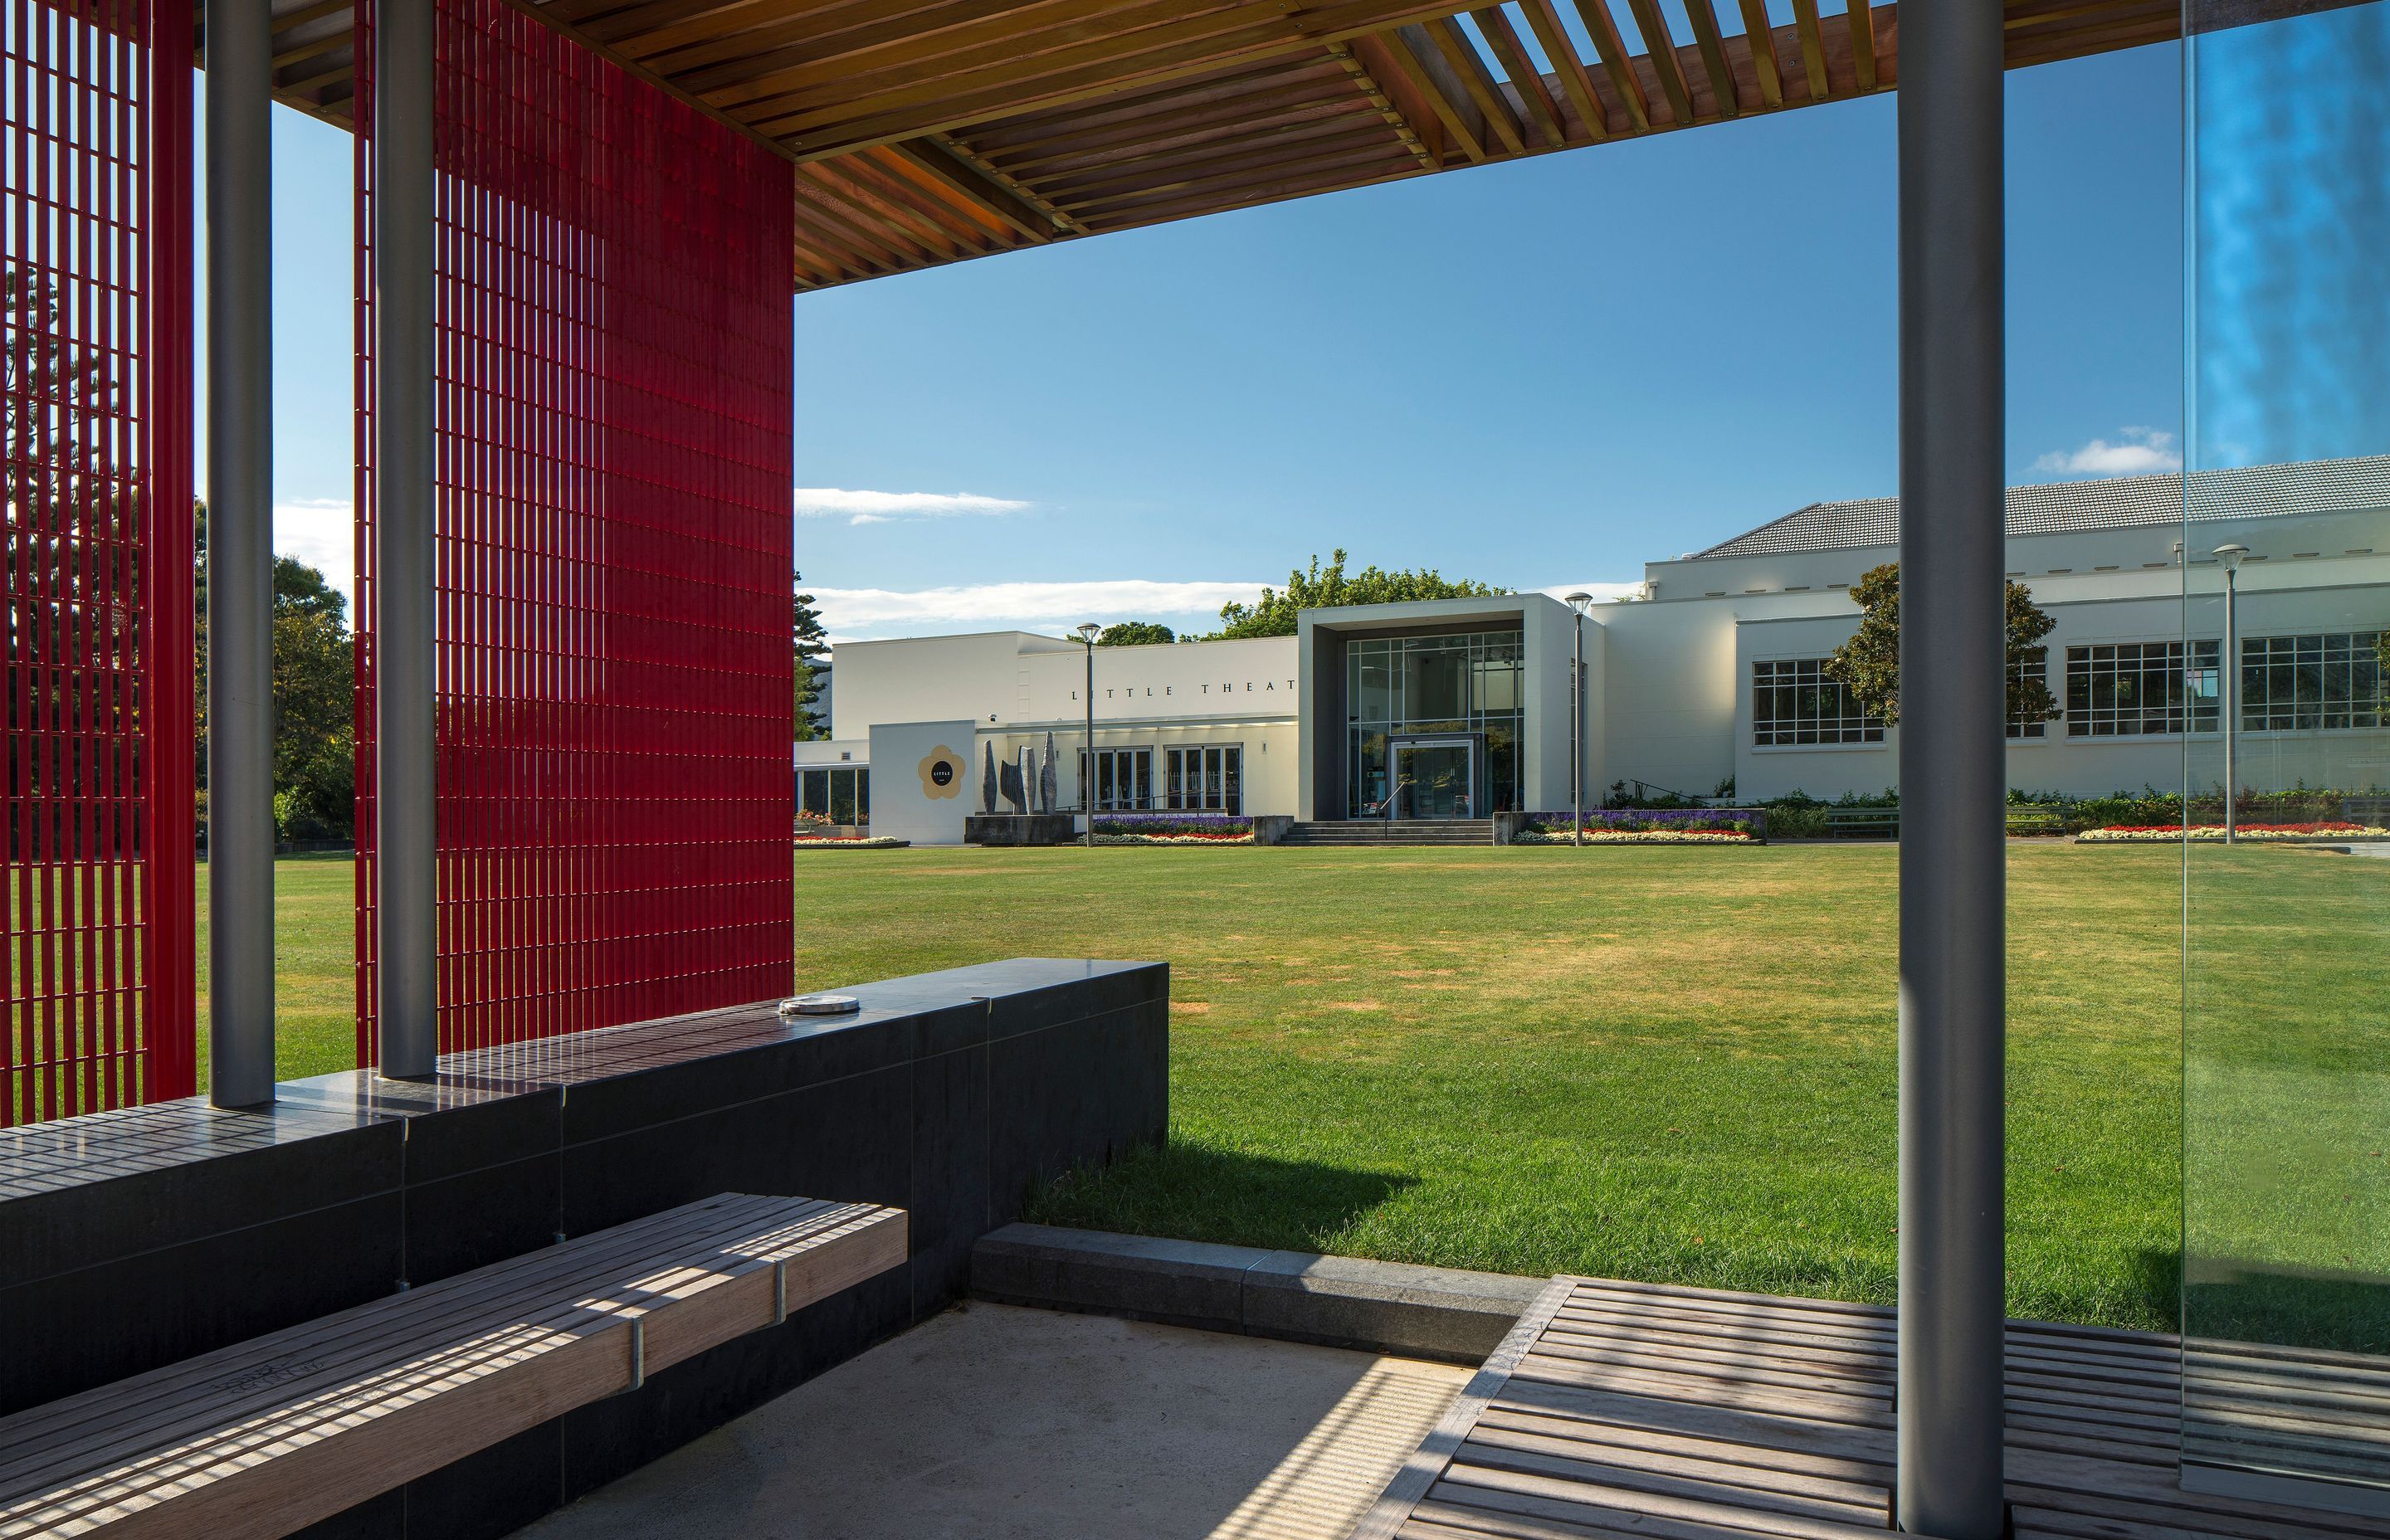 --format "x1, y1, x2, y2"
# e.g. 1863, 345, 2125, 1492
247, 41, 2184, 640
